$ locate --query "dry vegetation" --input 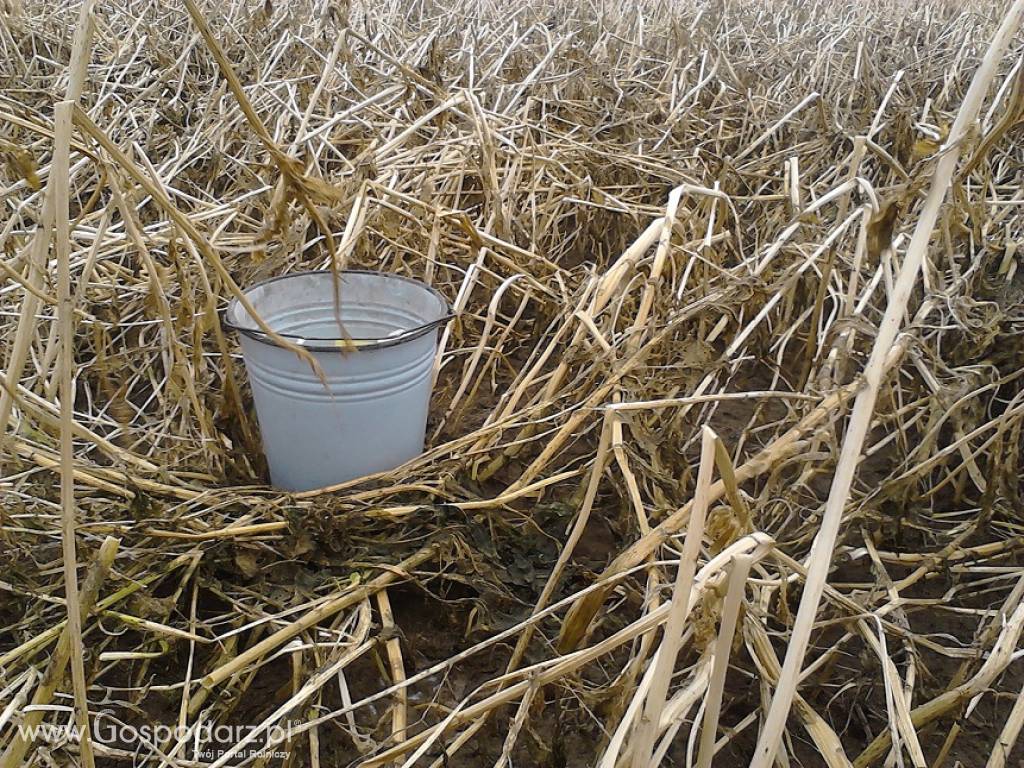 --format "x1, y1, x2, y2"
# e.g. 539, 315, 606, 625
2, 0, 1024, 766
